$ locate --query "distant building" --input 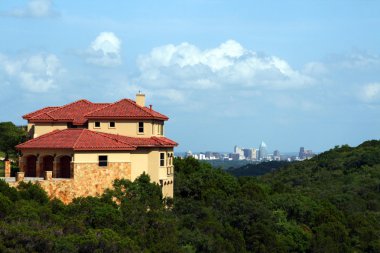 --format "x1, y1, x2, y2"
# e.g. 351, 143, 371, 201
186, 150, 193, 158
299, 147, 315, 160
234, 145, 245, 160
299, 147, 305, 159
259, 141, 268, 160
273, 150, 281, 161
243, 148, 257, 160
230, 153, 240, 161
